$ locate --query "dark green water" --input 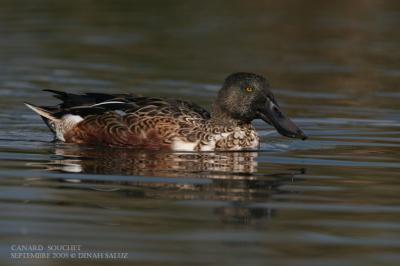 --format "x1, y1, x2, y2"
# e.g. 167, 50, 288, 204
1, 1, 400, 265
